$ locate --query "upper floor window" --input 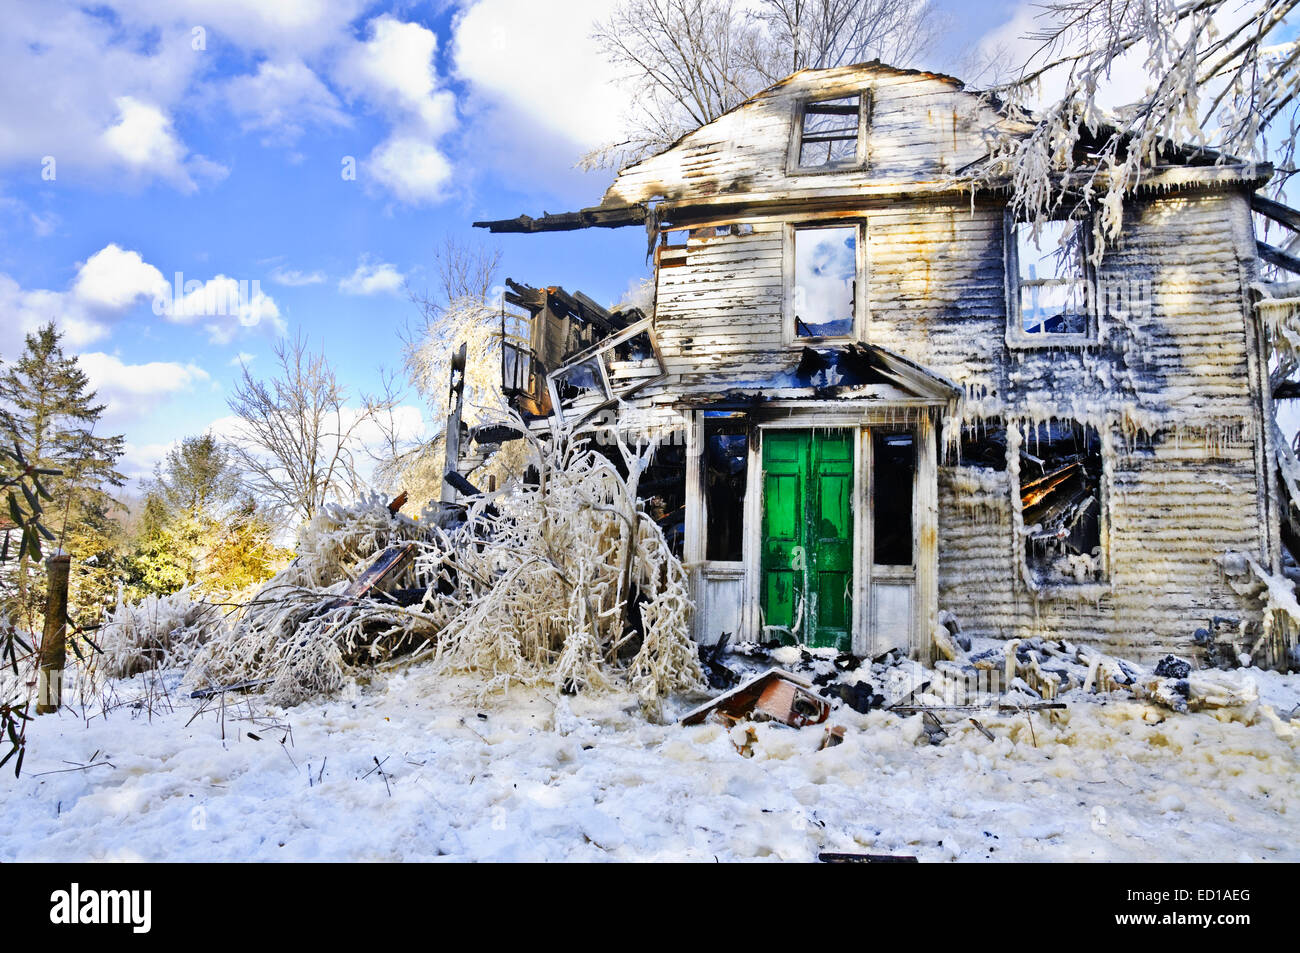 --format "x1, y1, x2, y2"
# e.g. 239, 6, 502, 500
791, 224, 859, 340
794, 94, 866, 171
1007, 213, 1093, 345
